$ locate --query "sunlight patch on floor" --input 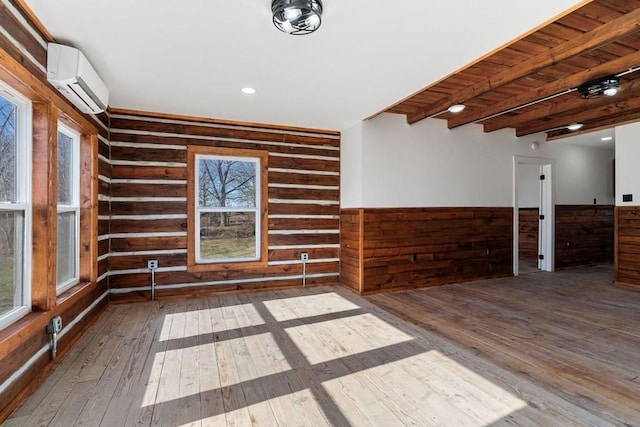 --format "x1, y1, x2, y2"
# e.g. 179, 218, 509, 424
329, 349, 529, 426
284, 313, 413, 365
146, 334, 292, 406
263, 292, 360, 321
159, 305, 265, 341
